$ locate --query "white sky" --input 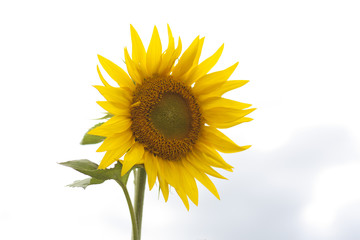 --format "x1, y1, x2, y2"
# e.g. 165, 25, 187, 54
1, 0, 359, 239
